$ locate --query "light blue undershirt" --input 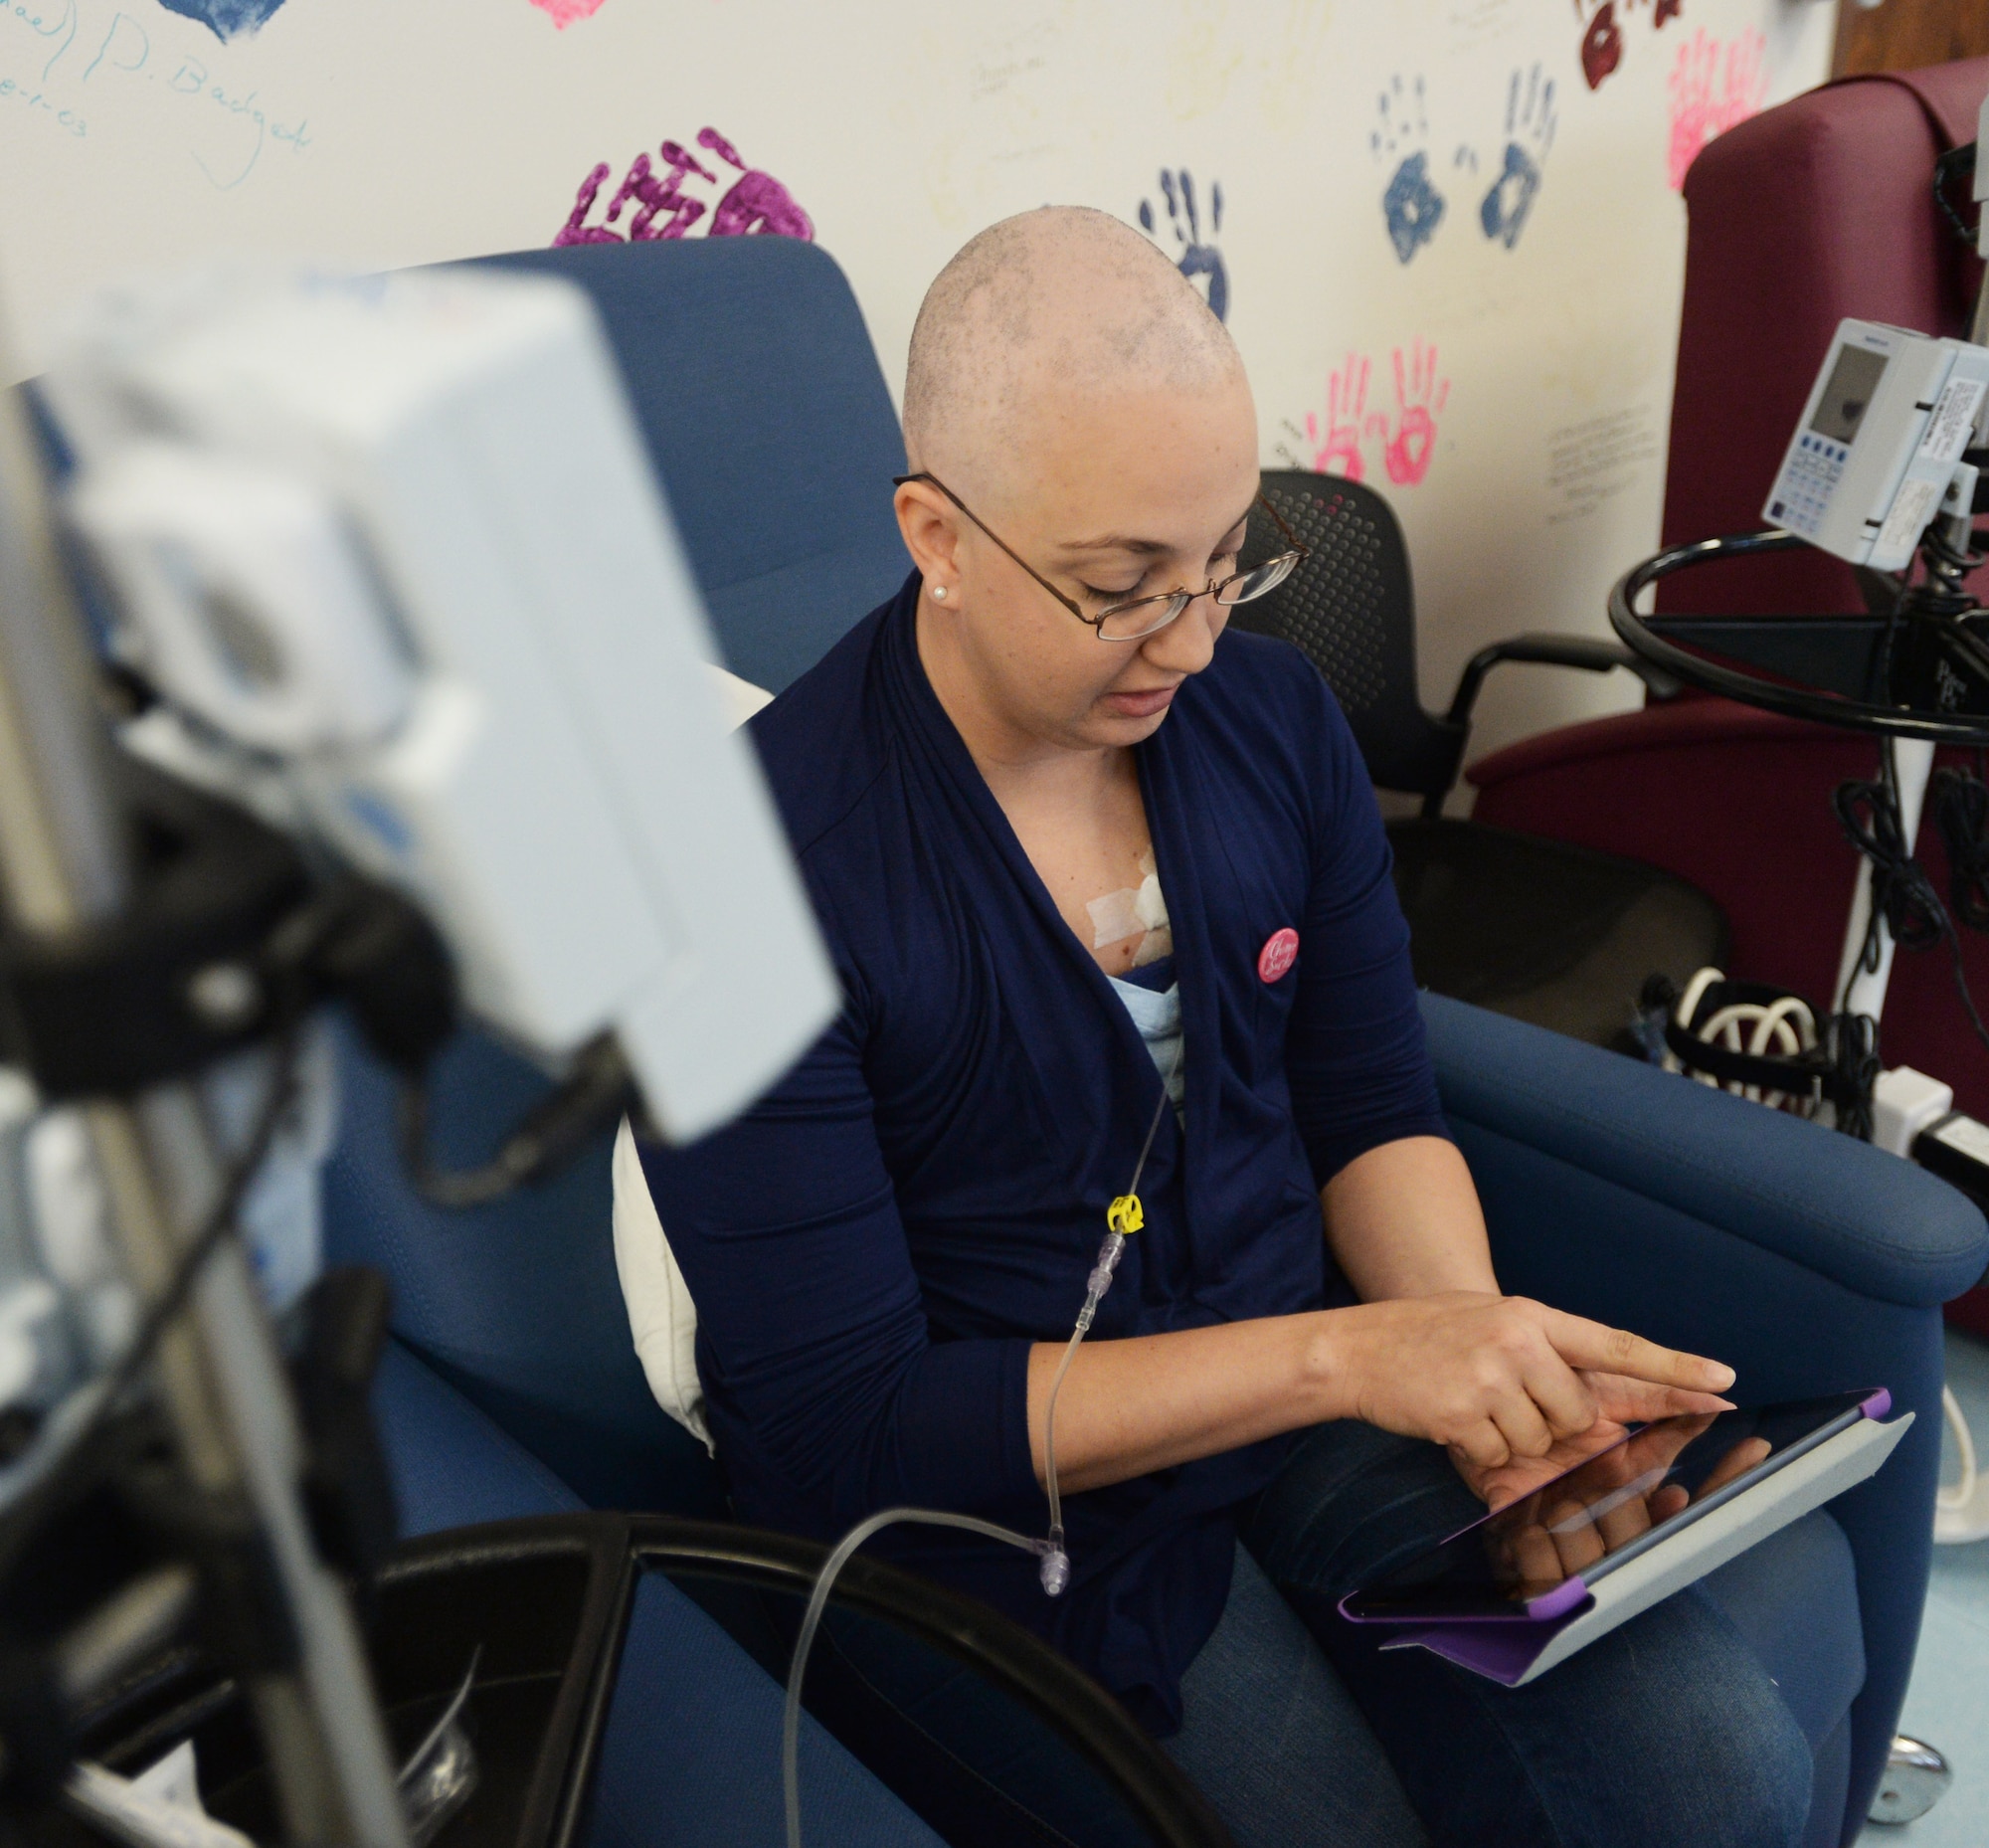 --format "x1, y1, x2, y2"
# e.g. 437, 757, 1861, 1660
1108, 973, 1184, 1117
